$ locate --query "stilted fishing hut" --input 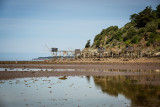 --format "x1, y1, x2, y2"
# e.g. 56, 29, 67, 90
124, 46, 134, 58
51, 48, 58, 59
